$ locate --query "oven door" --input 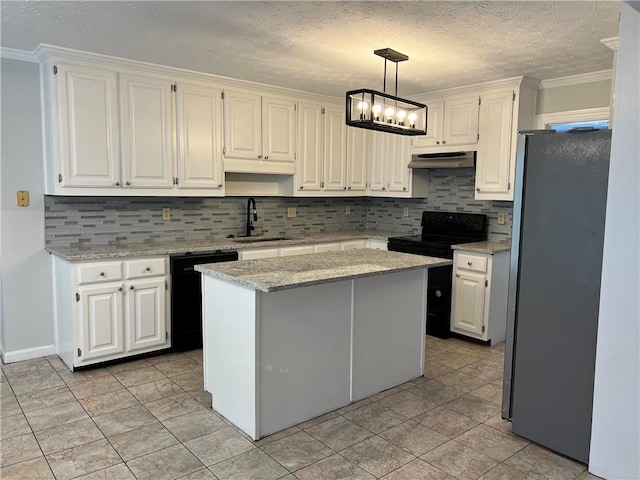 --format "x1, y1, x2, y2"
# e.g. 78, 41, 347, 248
427, 265, 453, 339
